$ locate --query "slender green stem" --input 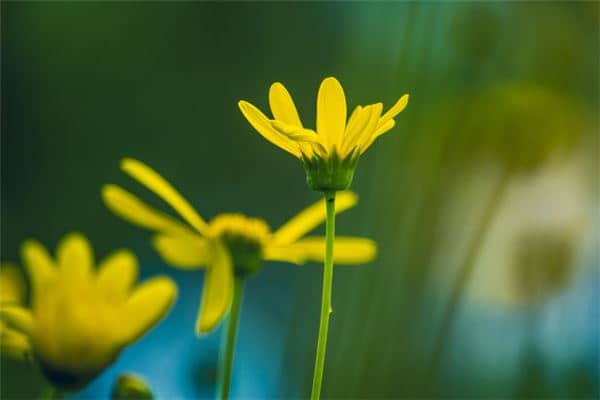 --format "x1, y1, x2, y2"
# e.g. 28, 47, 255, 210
39, 384, 62, 400
311, 191, 336, 400
216, 275, 245, 400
